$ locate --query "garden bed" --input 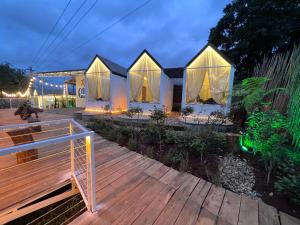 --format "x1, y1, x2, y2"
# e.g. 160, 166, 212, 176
87, 117, 300, 218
